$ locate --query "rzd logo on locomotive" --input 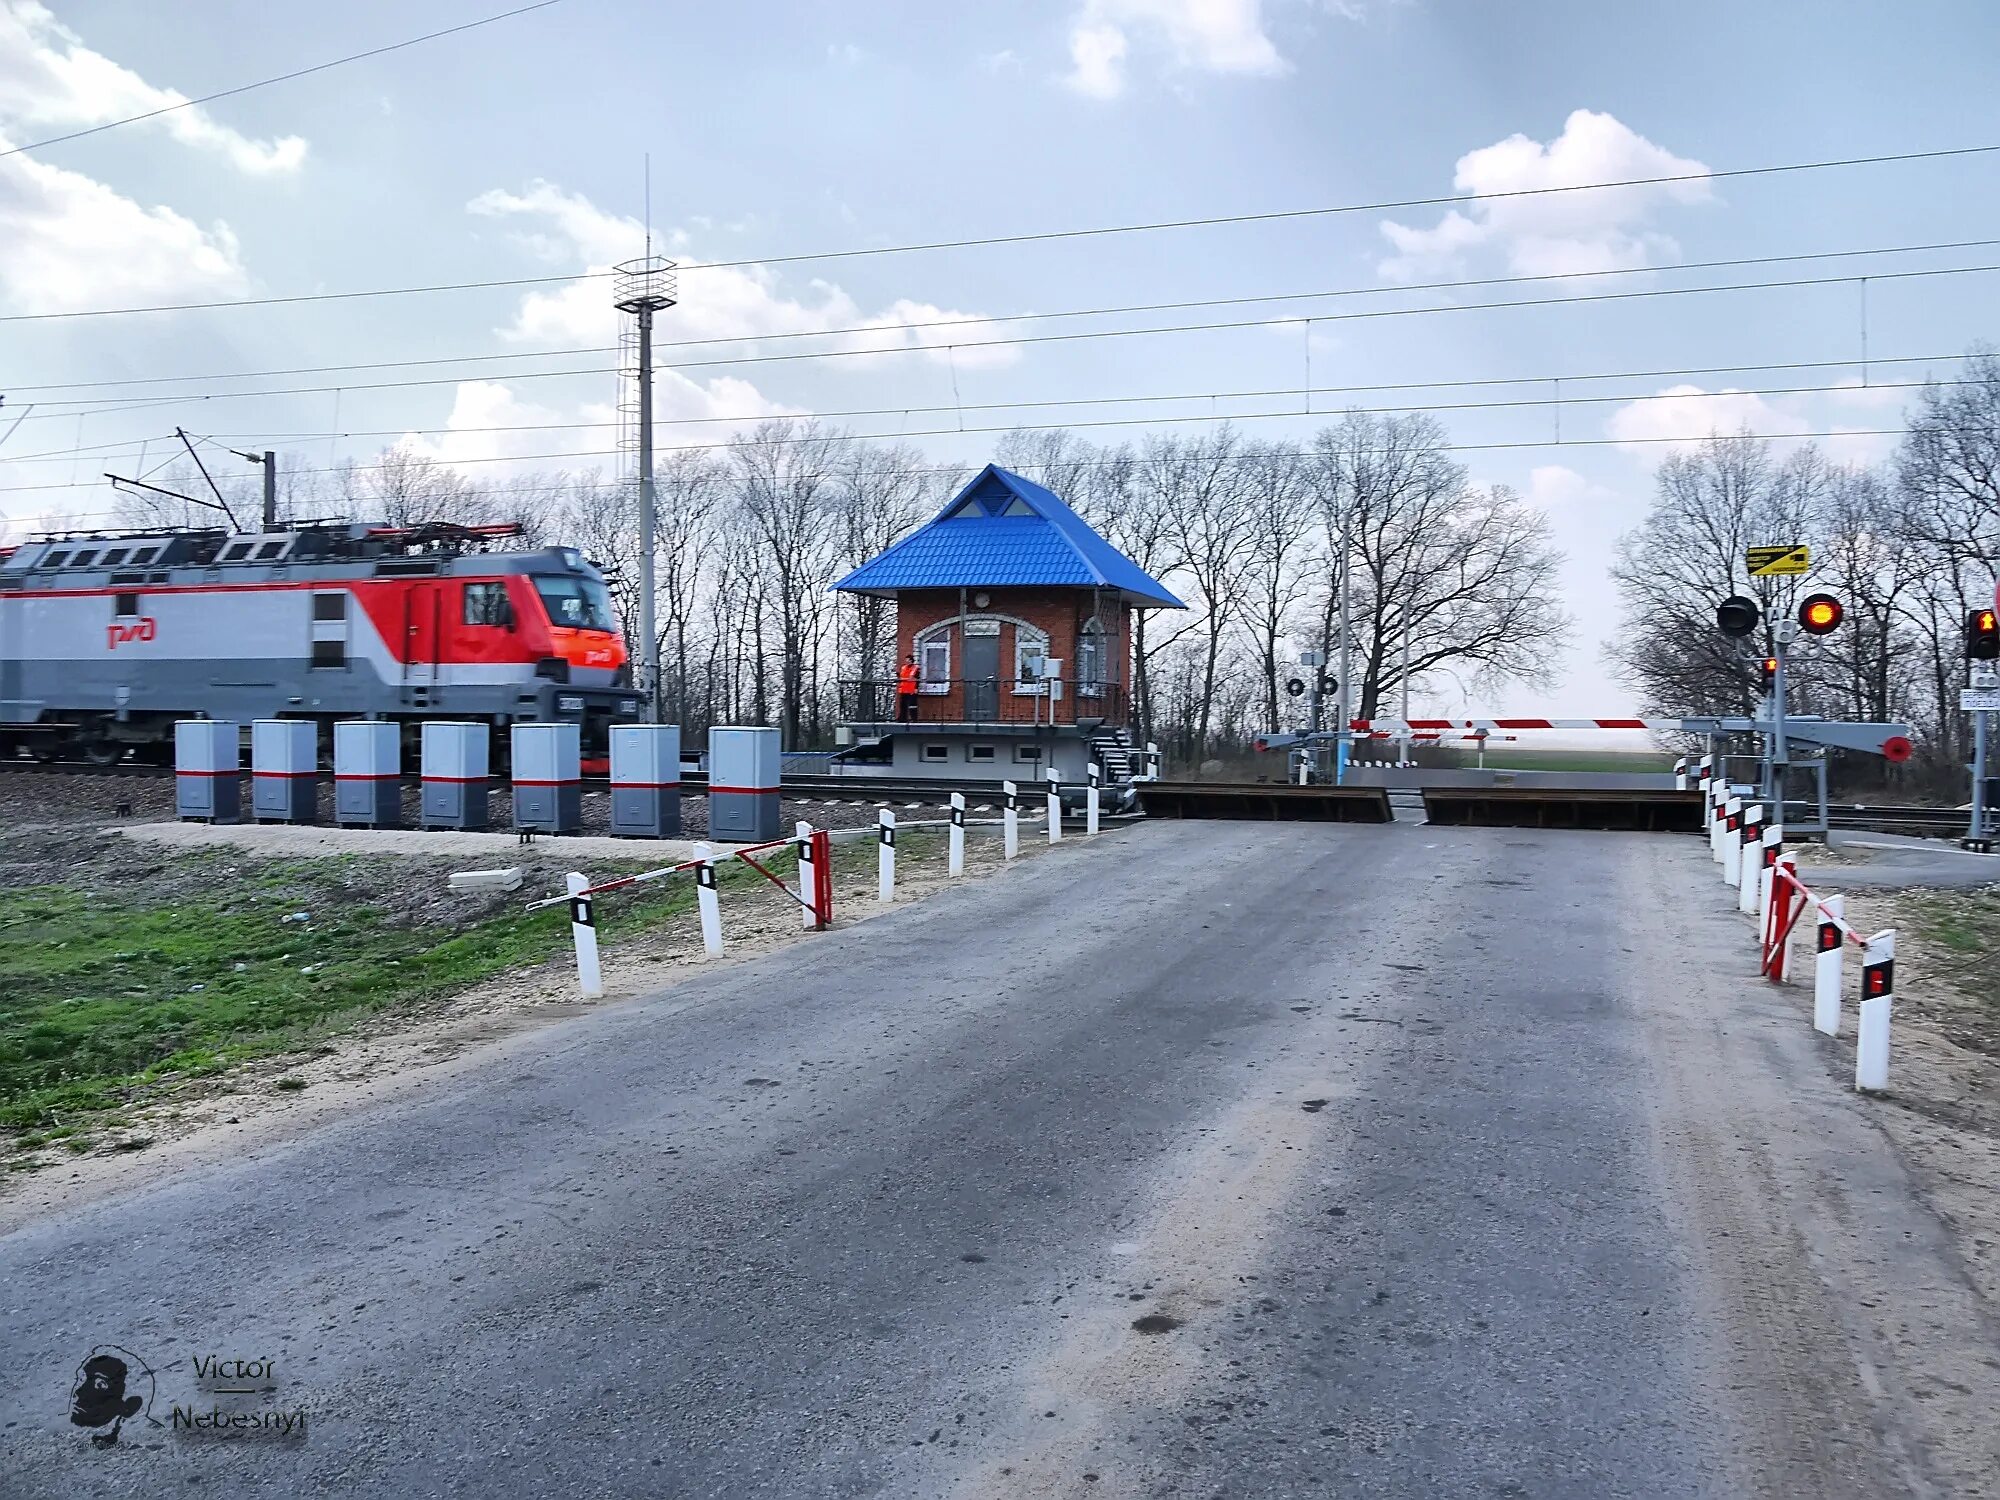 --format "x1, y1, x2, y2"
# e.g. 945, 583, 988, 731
106, 617, 158, 649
